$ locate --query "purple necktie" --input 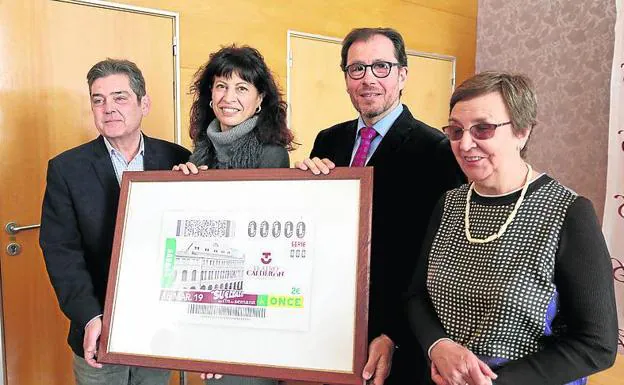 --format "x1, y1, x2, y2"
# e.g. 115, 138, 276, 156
351, 127, 378, 167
